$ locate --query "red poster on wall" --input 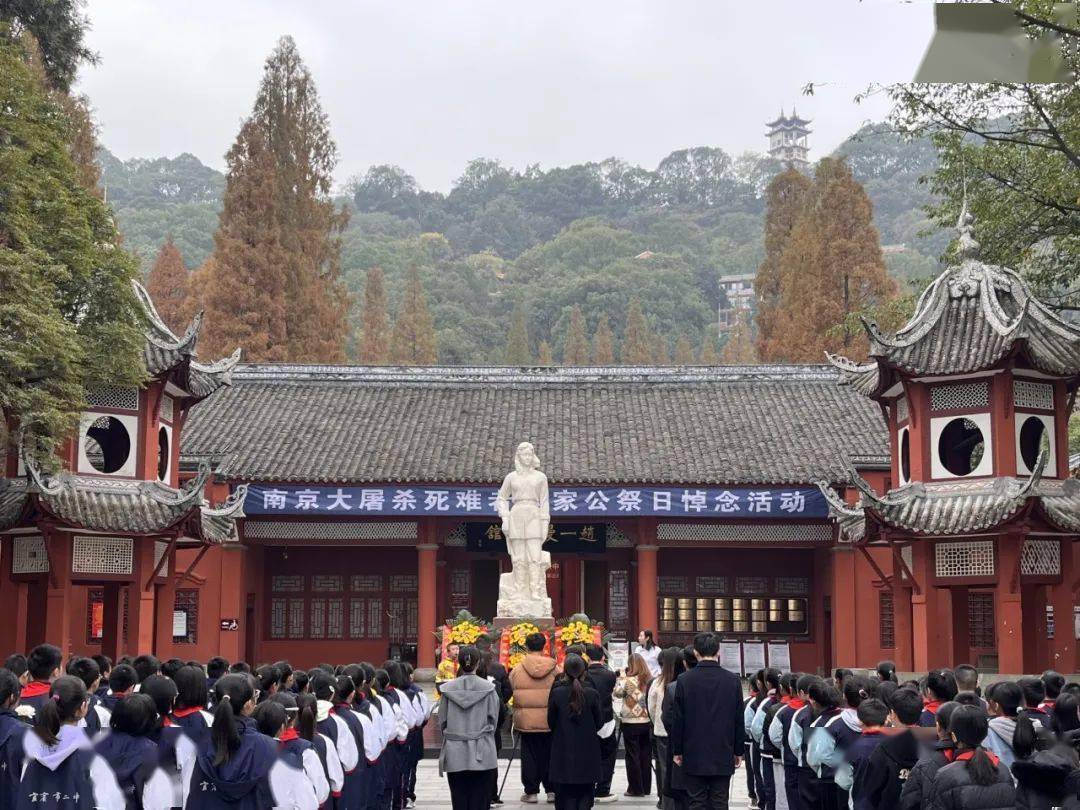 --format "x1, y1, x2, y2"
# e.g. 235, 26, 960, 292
90, 601, 104, 640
